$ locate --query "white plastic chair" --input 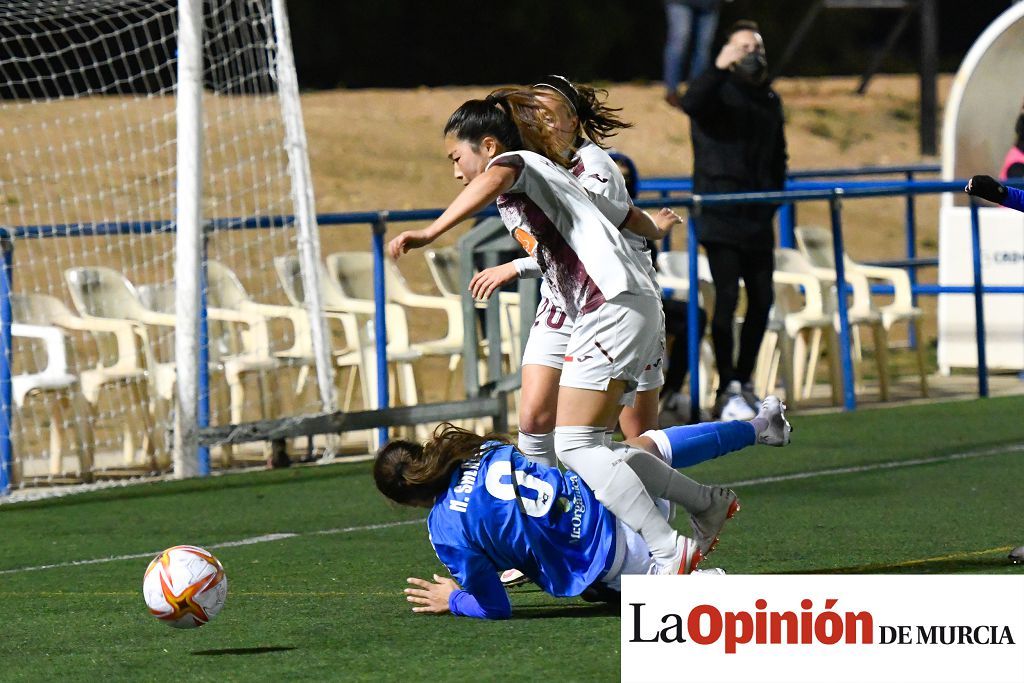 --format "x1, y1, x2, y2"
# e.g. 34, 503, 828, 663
206, 261, 366, 411
423, 246, 521, 375
773, 247, 890, 401
66, 266, 279, 466
755, 252, 842, 407
273, 255, 421, 415
8, 319, 95, 483
653, 251, 719, 411
795, 226, 927, 397
327, 251, 464, 400
11, 292, 157, 472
